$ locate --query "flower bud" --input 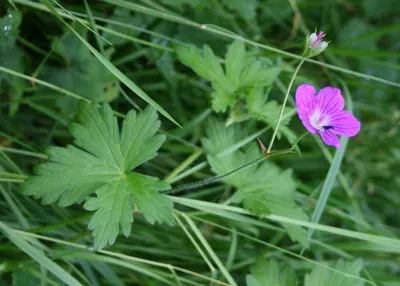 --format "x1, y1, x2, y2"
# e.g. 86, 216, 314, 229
304, 31, 328, 58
